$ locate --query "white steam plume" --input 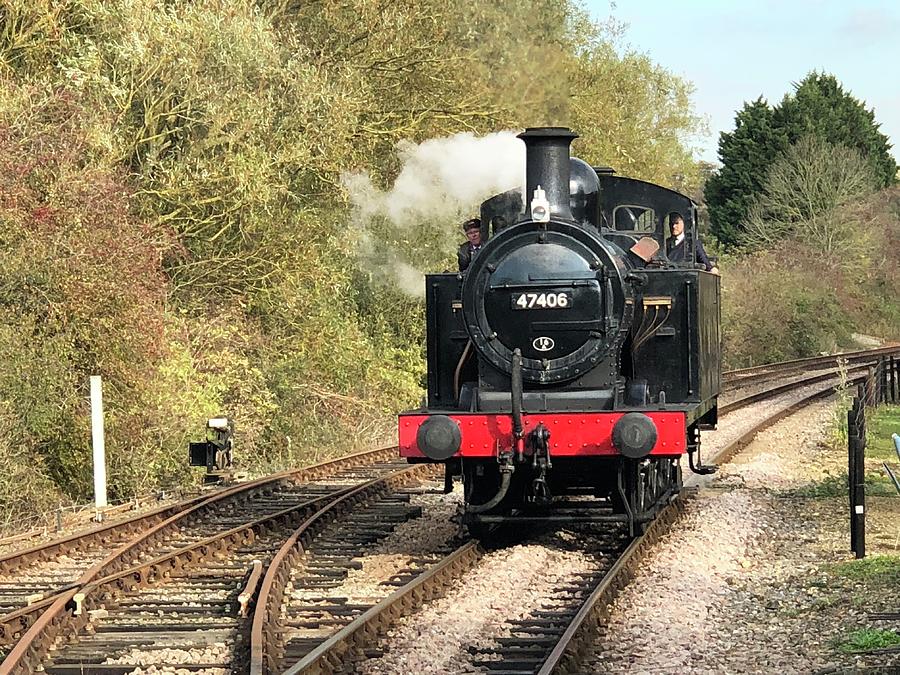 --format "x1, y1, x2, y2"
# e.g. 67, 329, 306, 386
343, 131, 525, 296
343, 130, 524, 229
